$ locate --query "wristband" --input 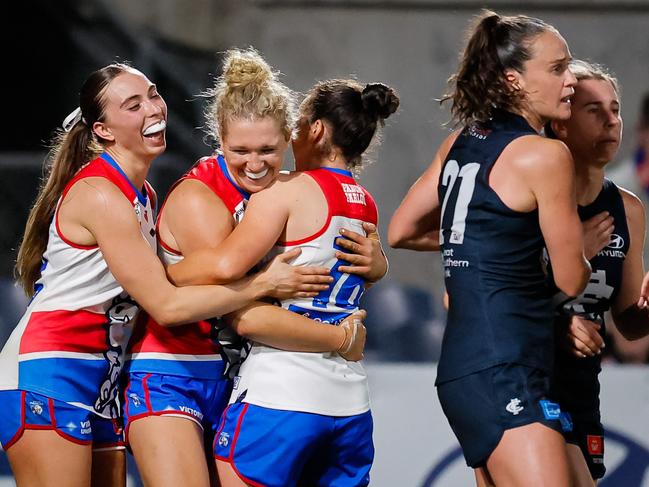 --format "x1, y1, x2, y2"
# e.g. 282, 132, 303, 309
336, 324, 351, 353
